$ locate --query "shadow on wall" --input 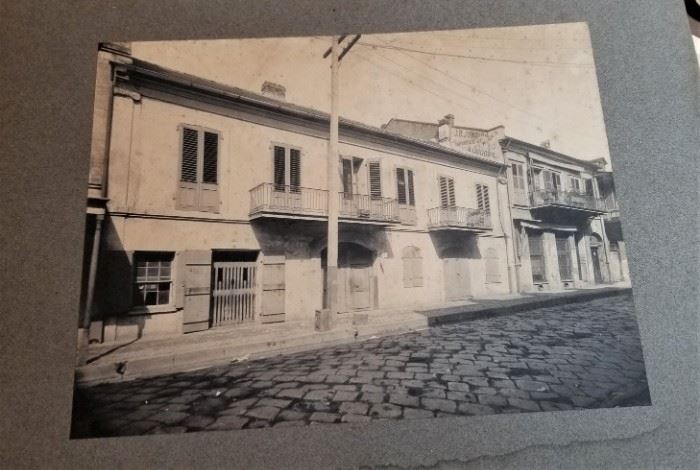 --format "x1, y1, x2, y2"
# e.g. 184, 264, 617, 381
430, 231, 482, 259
